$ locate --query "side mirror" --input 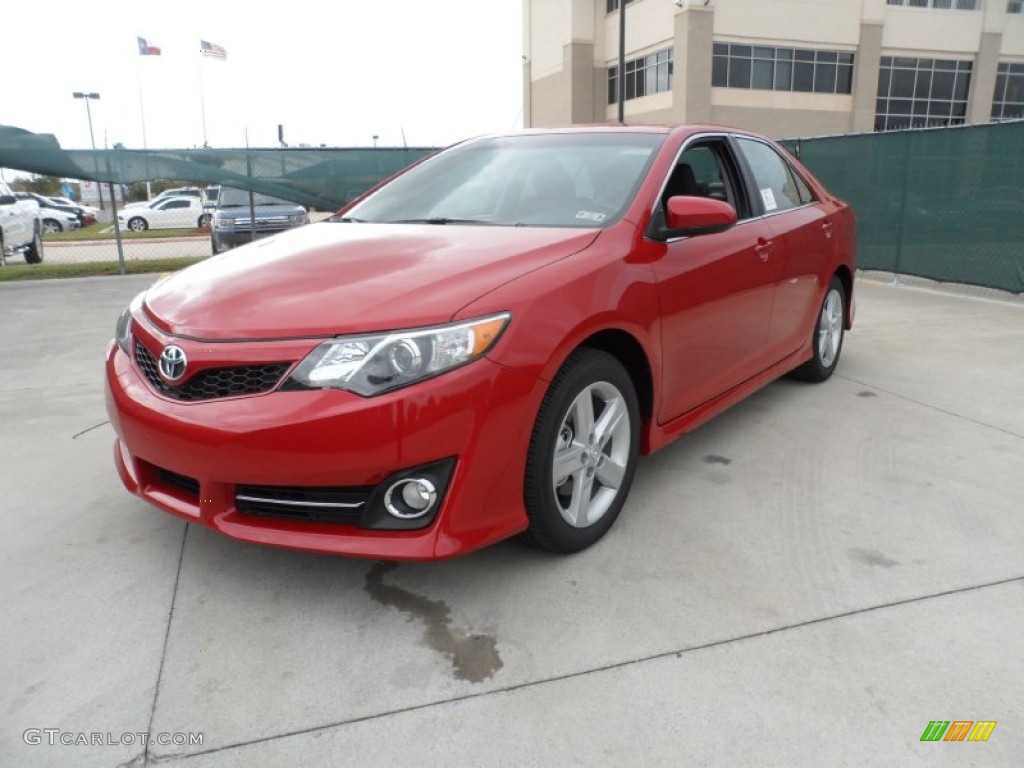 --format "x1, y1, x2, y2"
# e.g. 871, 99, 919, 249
0, 195, 16, 206
664, 195, 737, 236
